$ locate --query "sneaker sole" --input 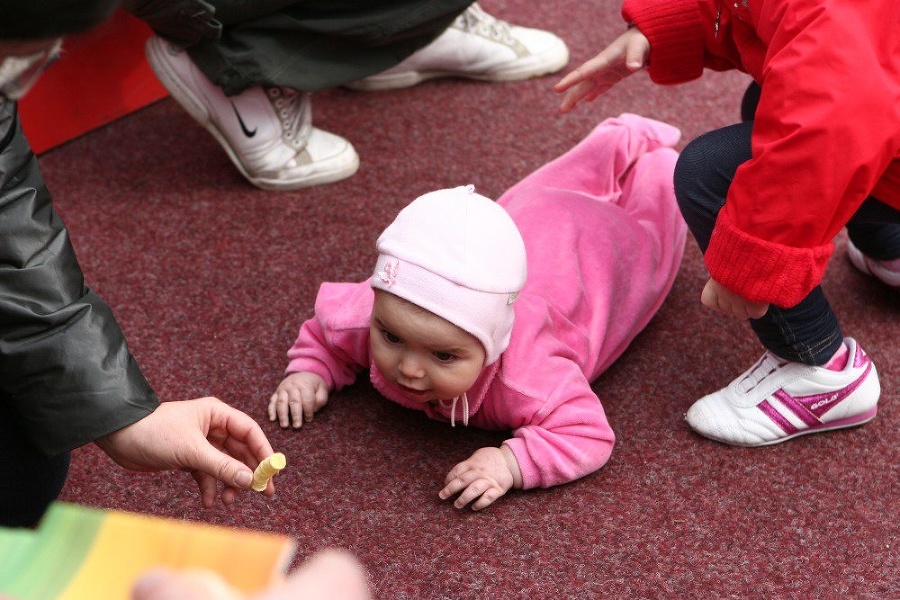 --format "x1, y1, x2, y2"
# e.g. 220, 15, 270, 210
249, 148, 360, 191
146, 38, 359, 190
693, 406, 878, 447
